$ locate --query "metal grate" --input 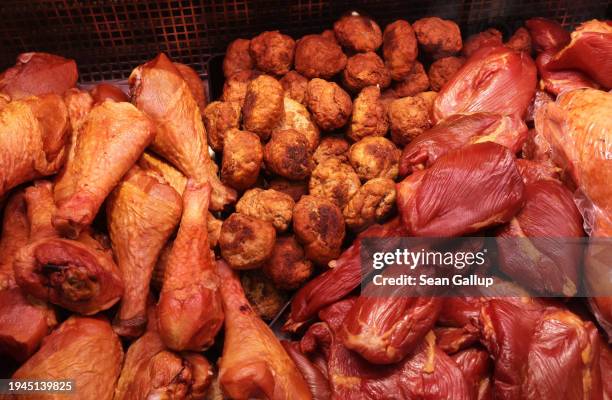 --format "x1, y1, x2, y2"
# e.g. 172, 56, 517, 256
0, 0, 609, 83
